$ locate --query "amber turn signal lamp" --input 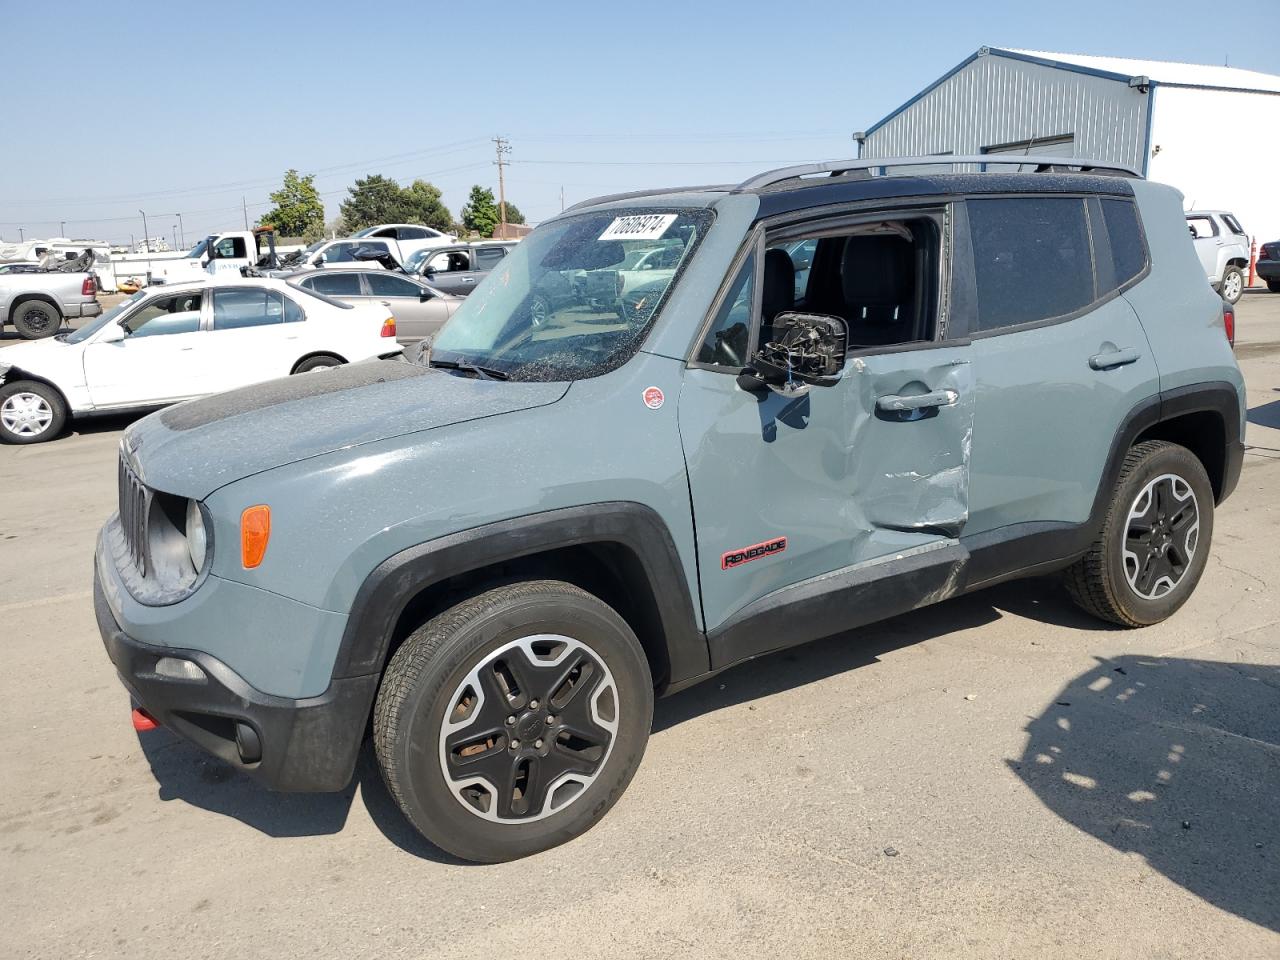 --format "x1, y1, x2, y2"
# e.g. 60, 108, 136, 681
240, 505, 271, 568
381, 317, 397, 338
